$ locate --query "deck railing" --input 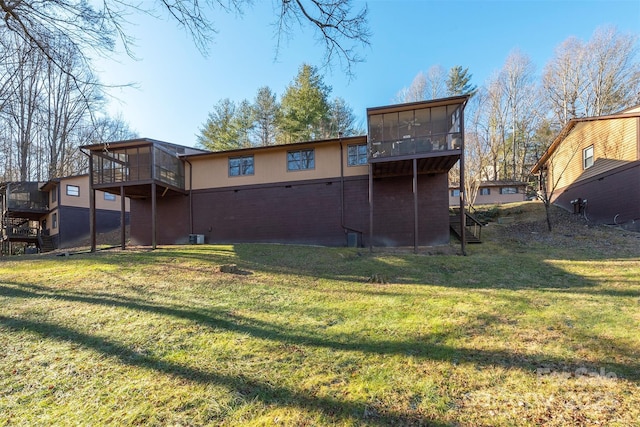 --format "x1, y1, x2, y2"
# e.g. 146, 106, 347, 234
369, 133, 462, 160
